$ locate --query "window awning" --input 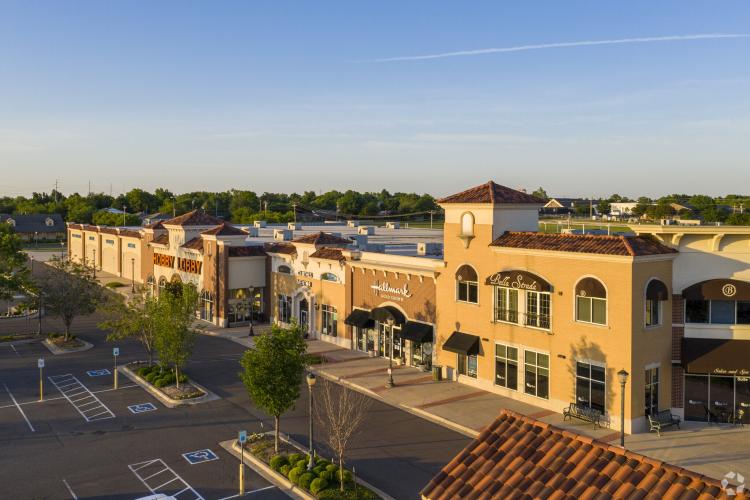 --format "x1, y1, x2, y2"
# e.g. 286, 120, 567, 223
442, 331, 480, 356
576, 278, 606, 299
400, 321, 434, 343
371, 305, 406, 325
344, 309, 374, 328
682, 279, 750, 301
682, 338, 750, 375
646, 280, 669, 300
